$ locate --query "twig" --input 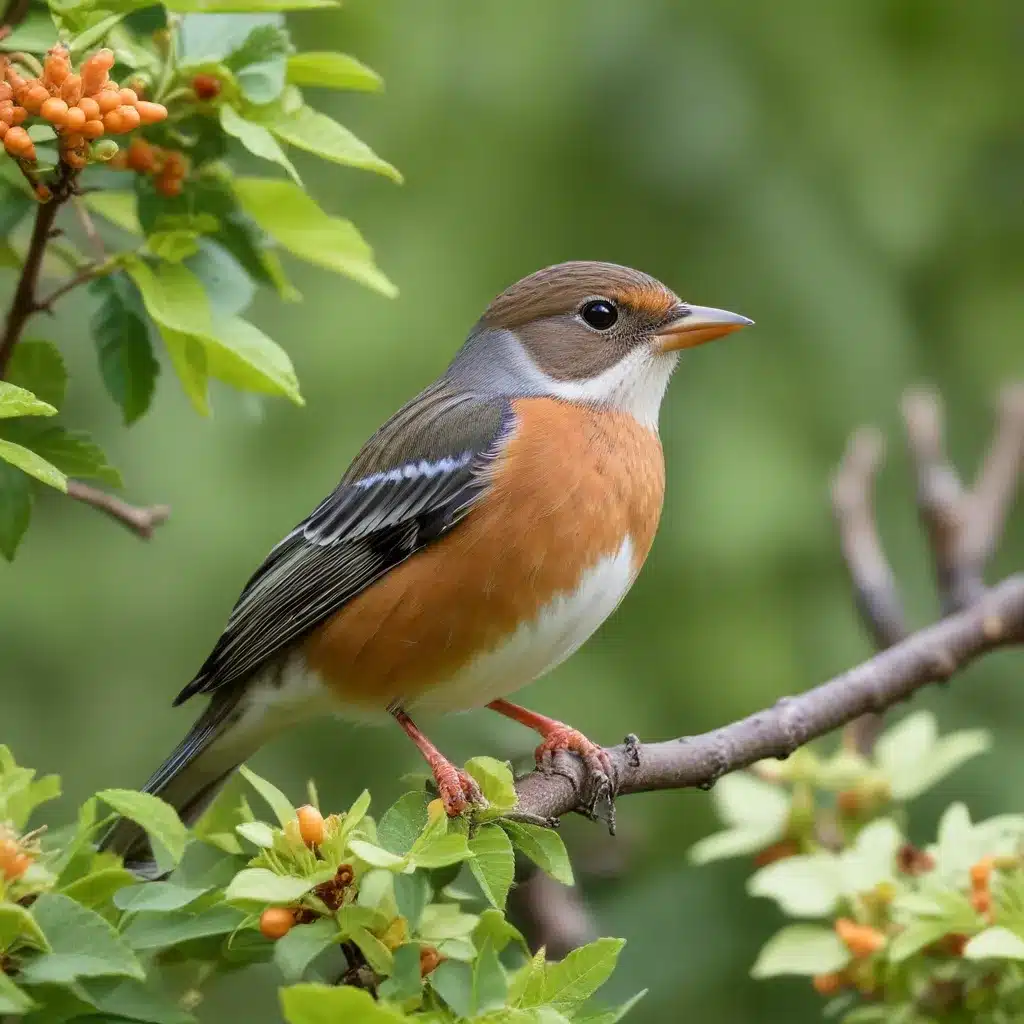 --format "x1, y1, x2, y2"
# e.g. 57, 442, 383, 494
35, 261, 112, 313
66, 481, 171, 540
512, 575, 1024, 822
73, 196, 106, 263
